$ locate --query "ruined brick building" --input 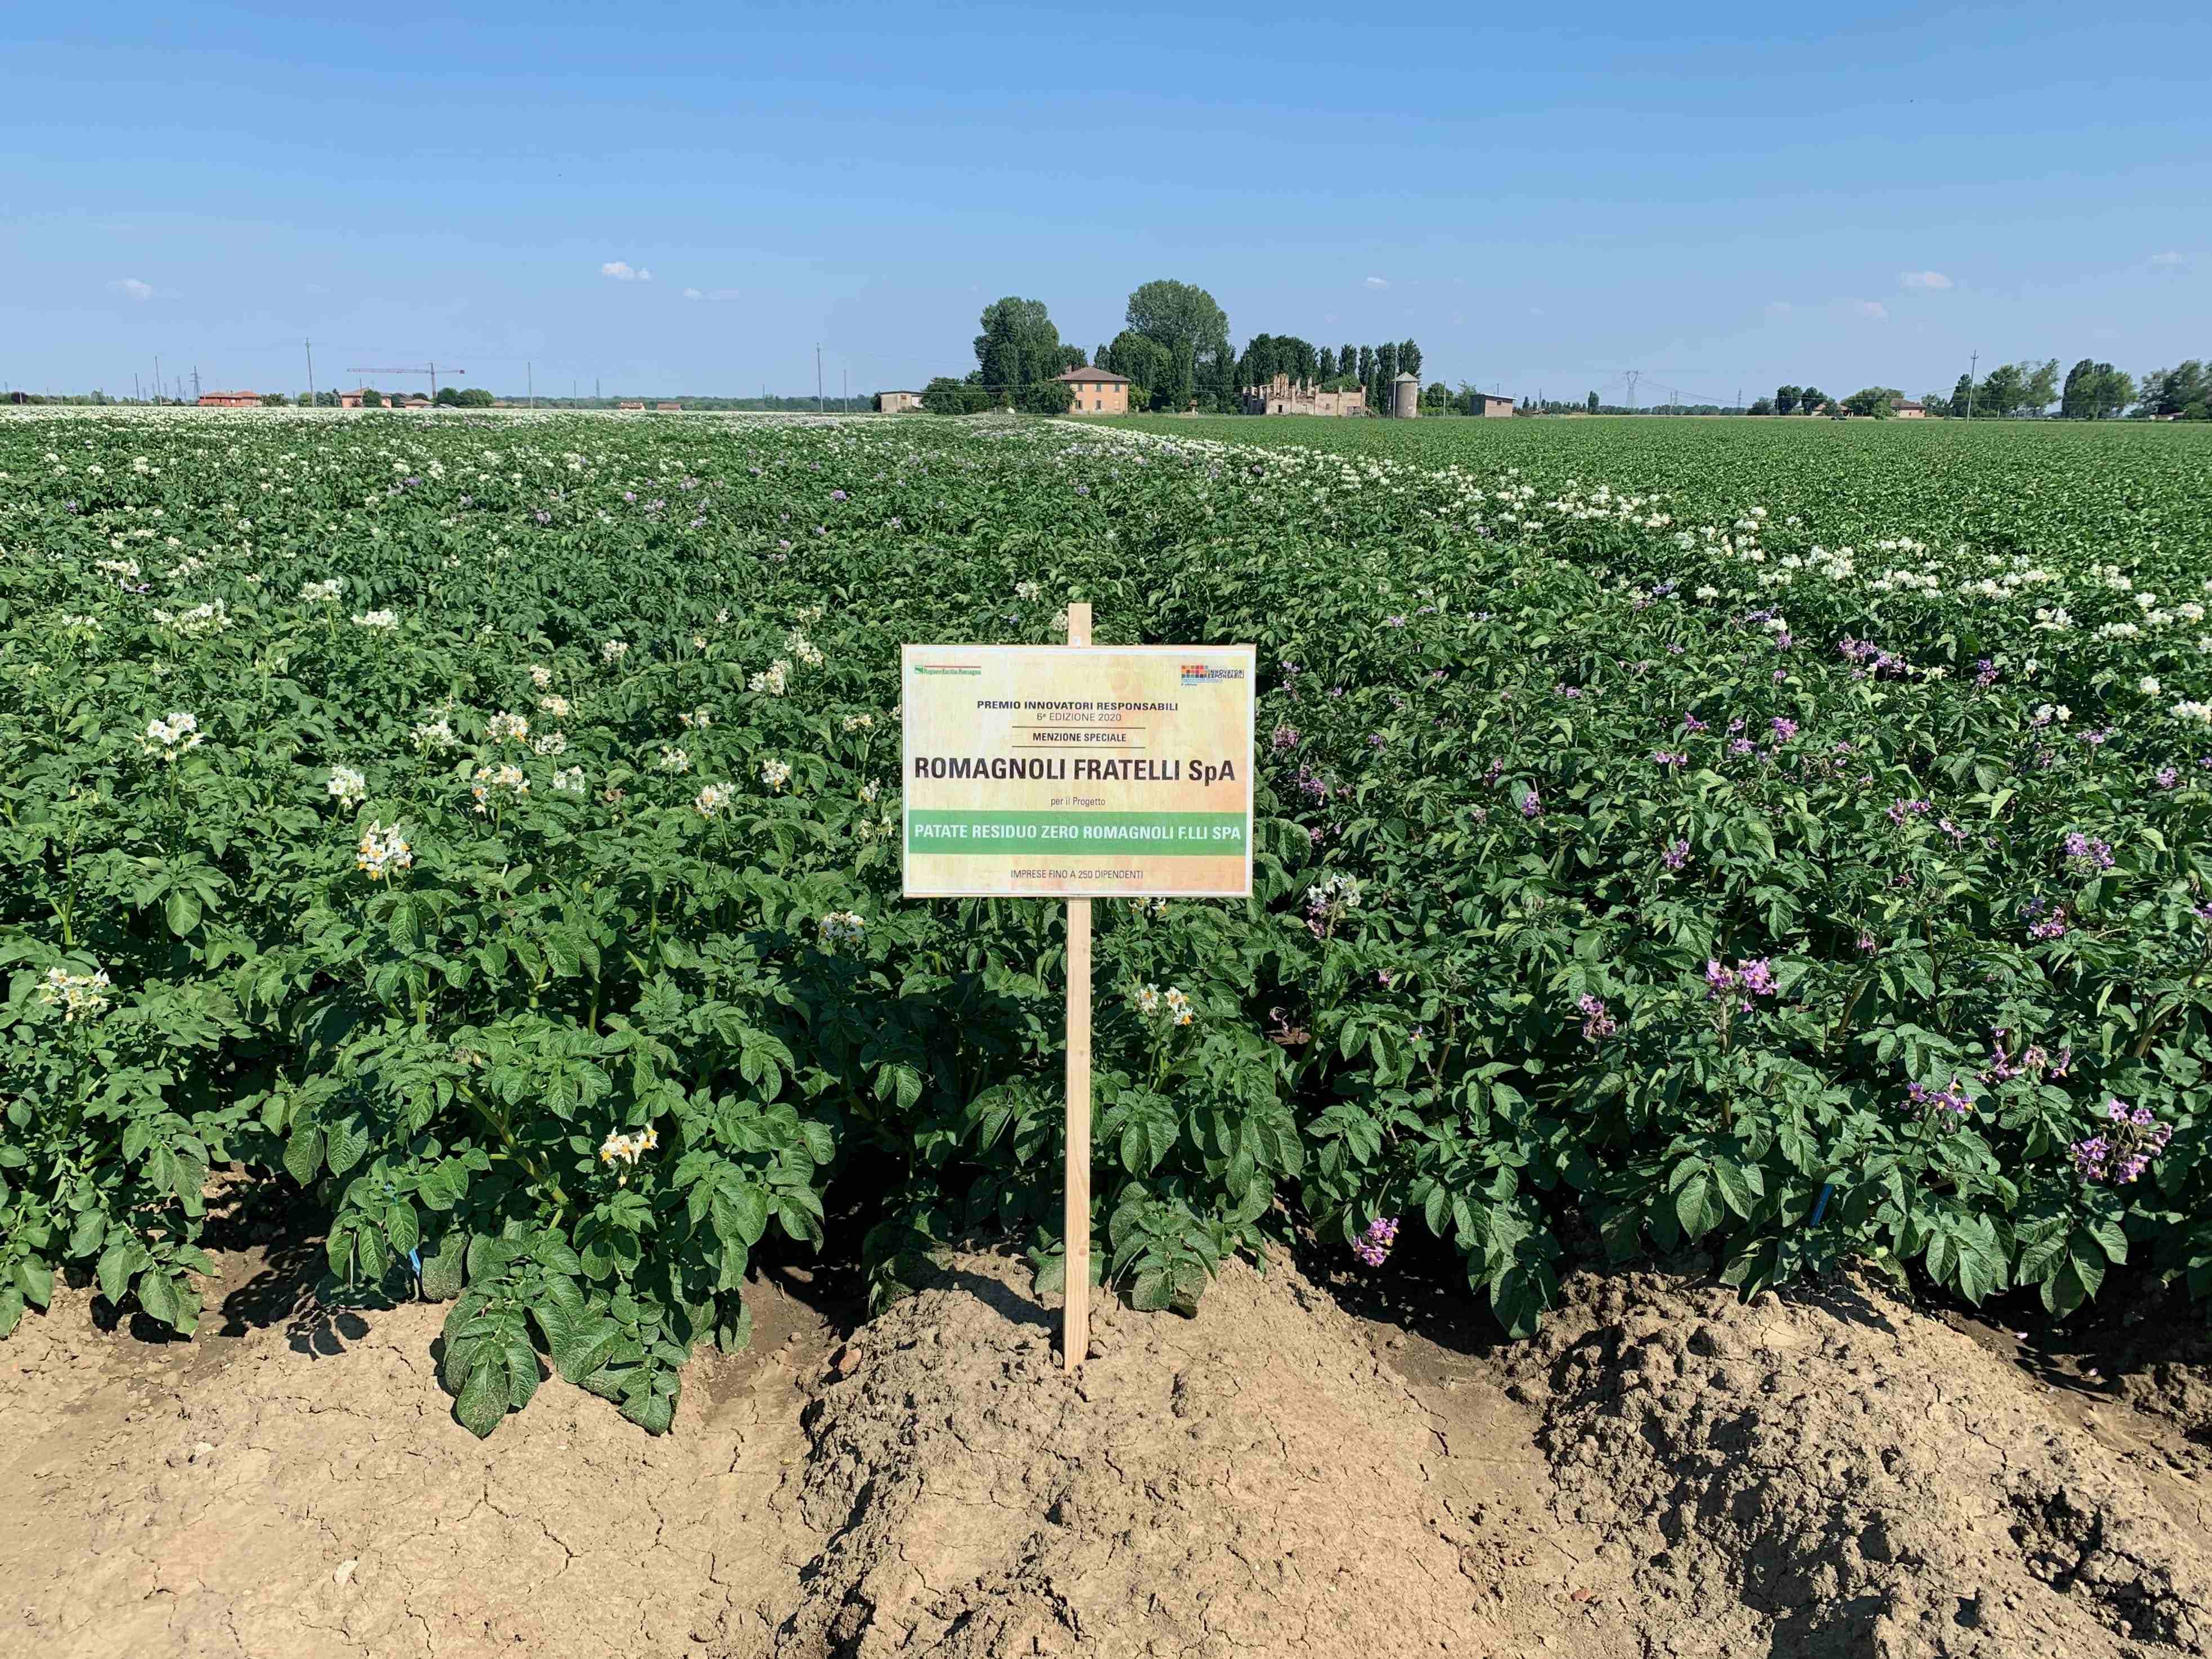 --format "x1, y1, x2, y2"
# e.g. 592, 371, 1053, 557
1241, 373, 1367, 416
